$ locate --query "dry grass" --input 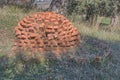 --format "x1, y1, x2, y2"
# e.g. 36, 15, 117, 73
74, 23, 120, 42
